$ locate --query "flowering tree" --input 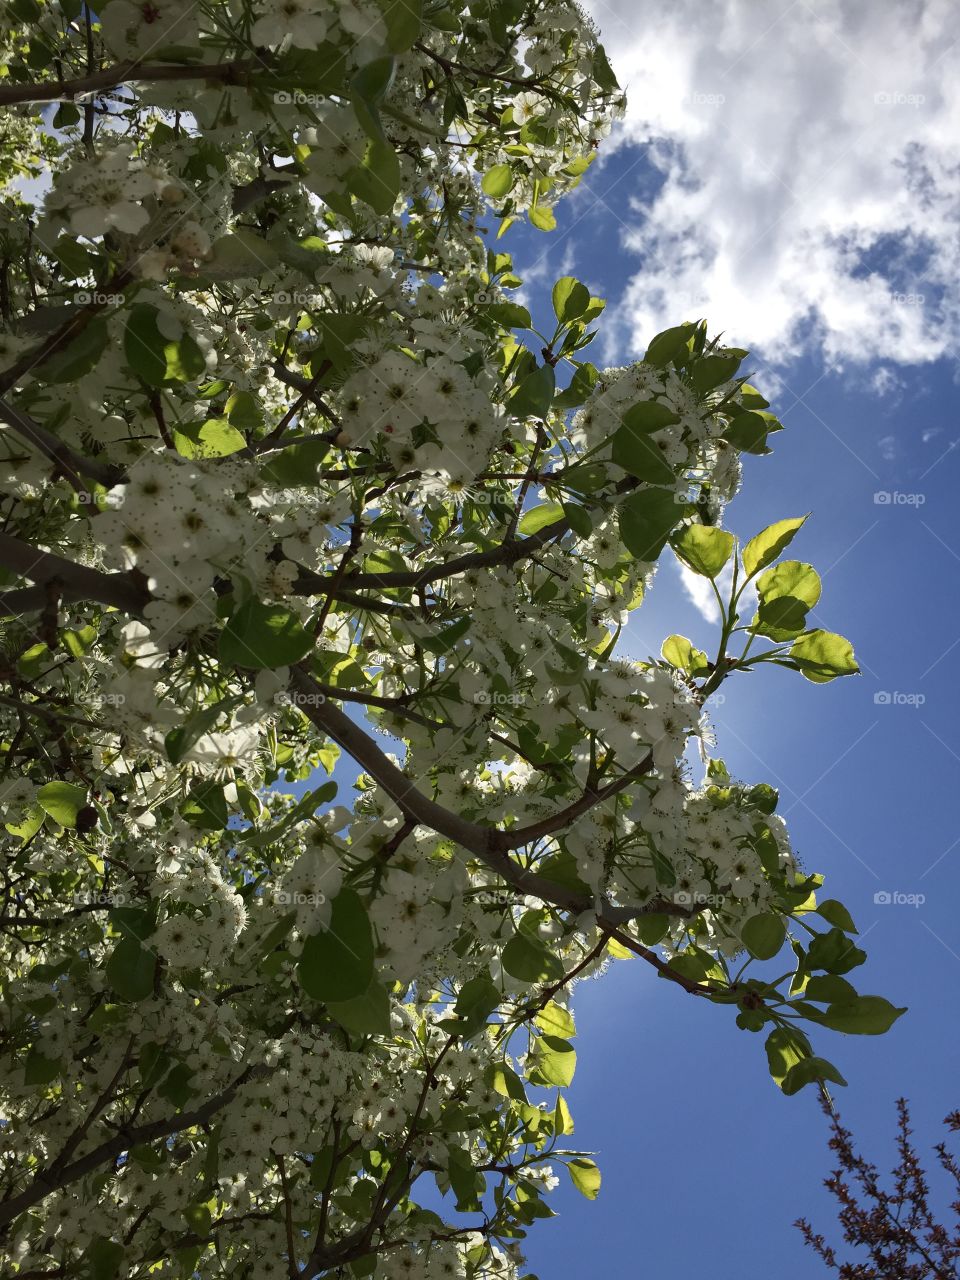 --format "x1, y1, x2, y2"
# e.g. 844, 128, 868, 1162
0, 1, 905, 1276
